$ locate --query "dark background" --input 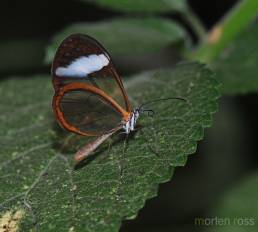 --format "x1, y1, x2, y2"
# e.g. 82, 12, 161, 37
0, 0, 238, 77
2, 0, 258, 231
